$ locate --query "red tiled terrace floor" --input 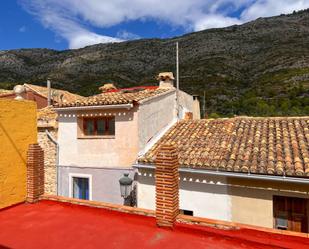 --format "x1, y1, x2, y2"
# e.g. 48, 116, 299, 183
1, 200, 309, 249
